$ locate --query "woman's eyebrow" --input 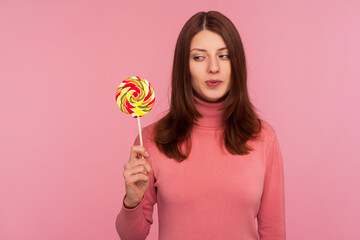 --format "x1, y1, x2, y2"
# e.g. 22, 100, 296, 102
190, 47, 227, 52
